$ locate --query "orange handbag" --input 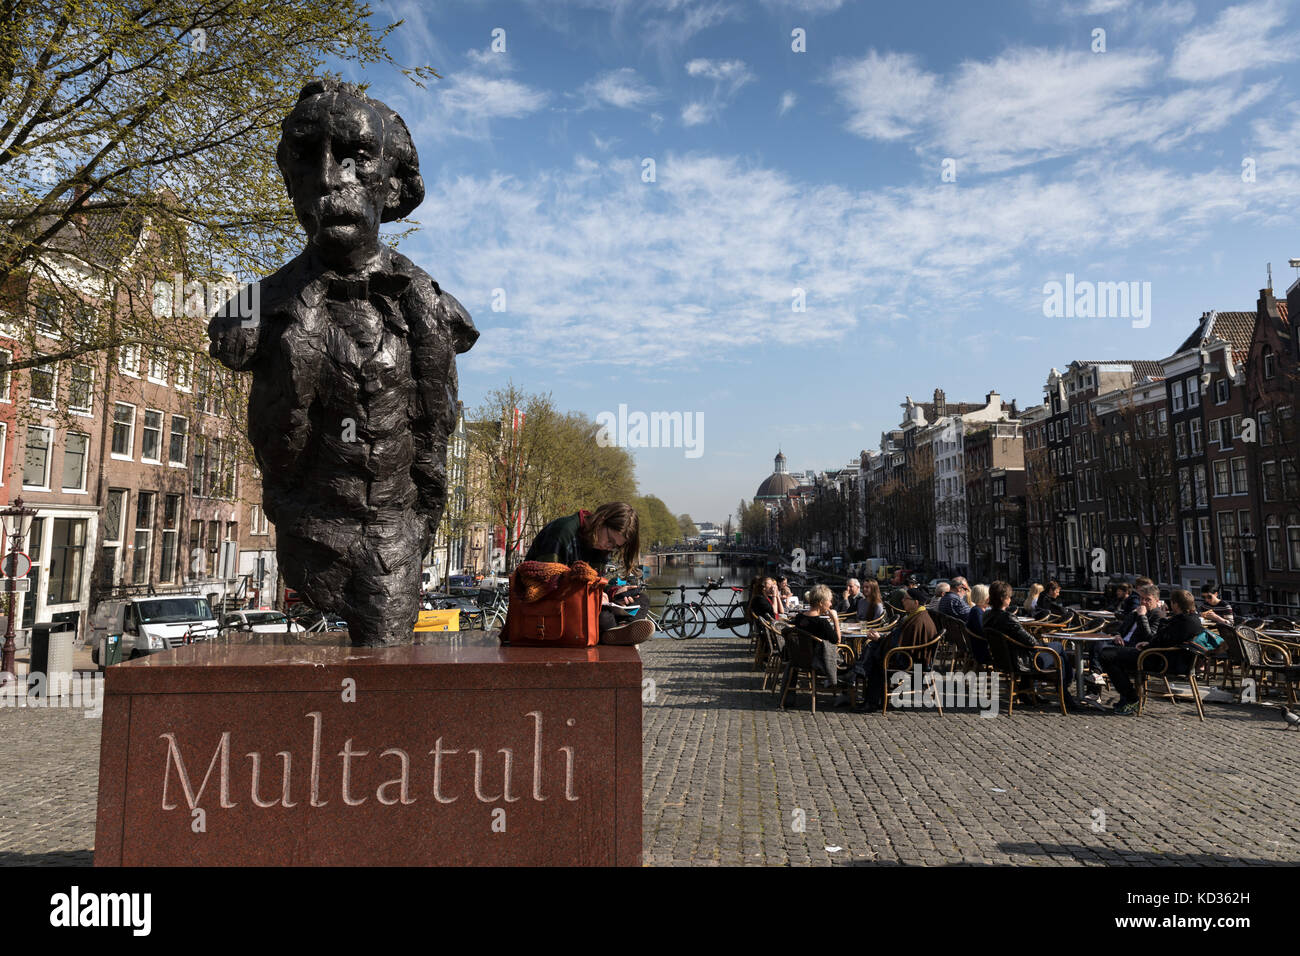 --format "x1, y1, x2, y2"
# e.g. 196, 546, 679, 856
503, 573, 605, 647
